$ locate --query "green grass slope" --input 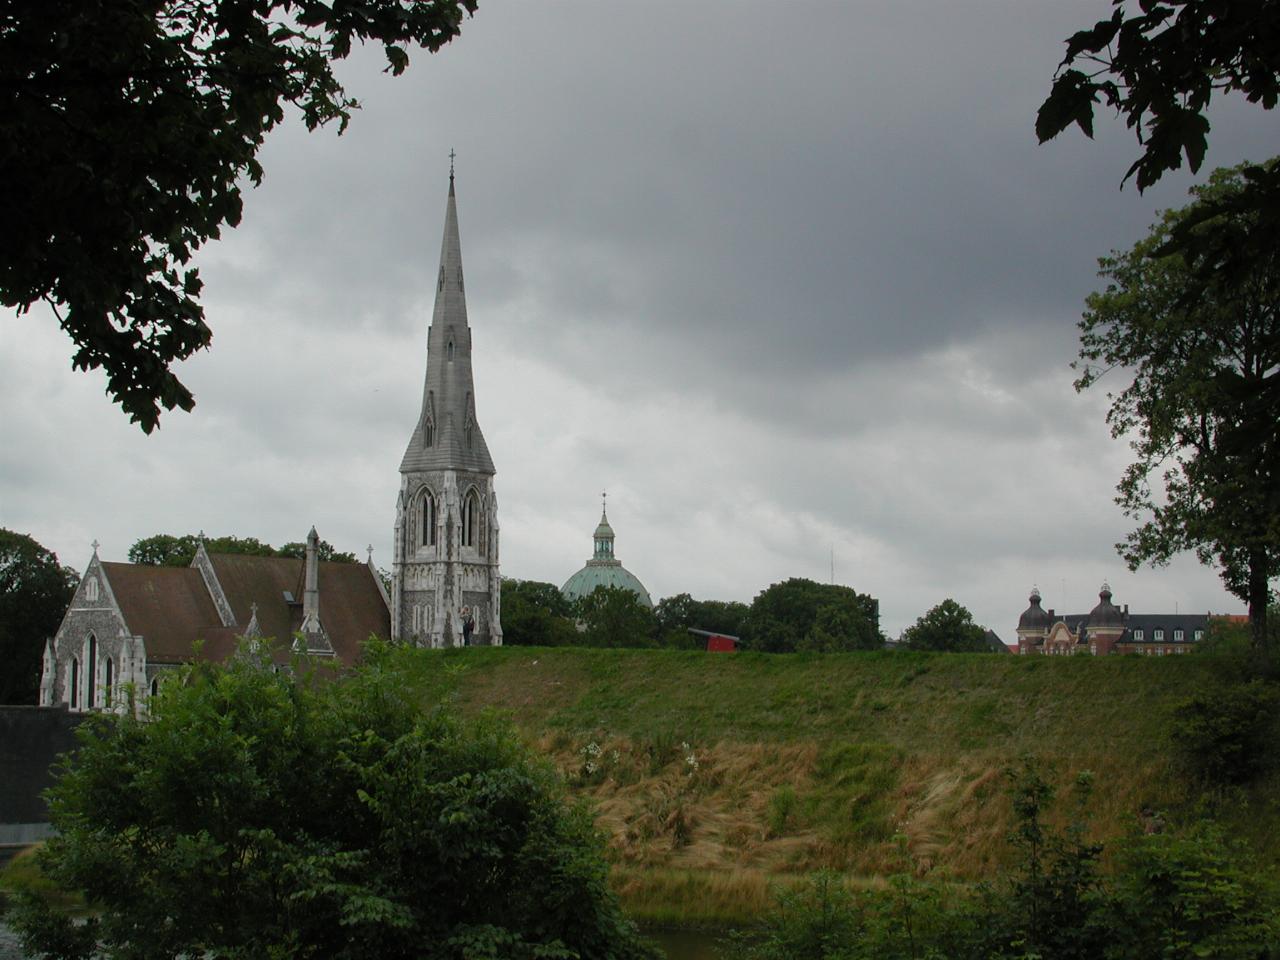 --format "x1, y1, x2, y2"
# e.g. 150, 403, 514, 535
398, 646, 1280, 923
